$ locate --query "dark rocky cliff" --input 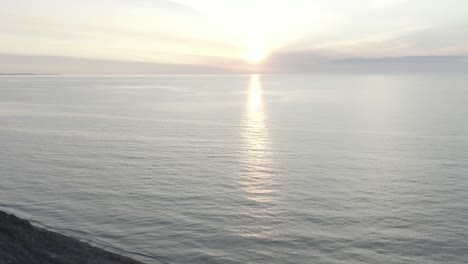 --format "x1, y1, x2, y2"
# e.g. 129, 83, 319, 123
0, 211, 145, 264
